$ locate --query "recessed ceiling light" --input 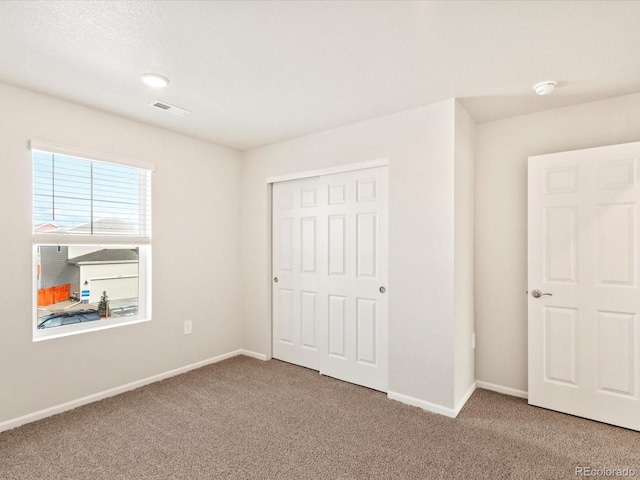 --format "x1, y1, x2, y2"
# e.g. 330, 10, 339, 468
142, 73, 170, 88
533, 80, 557, 96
